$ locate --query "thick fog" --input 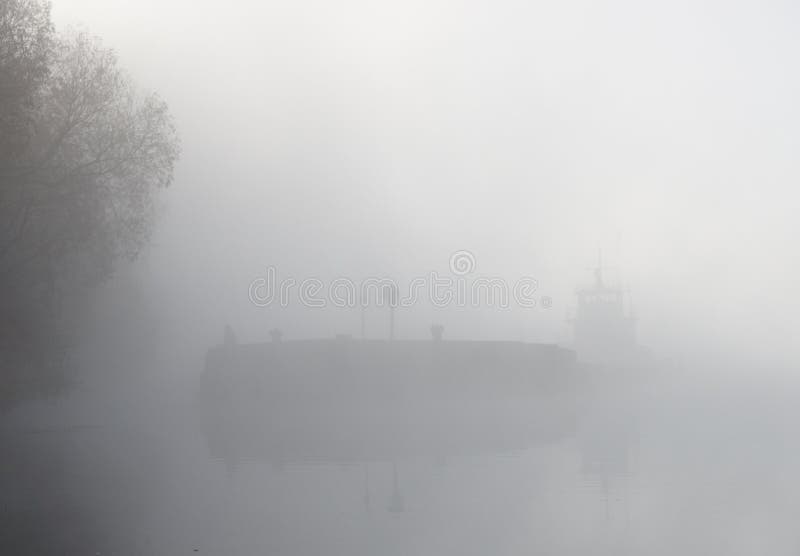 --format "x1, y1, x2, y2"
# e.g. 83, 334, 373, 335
3, 0, 800, 554
49, 0, 800, 368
